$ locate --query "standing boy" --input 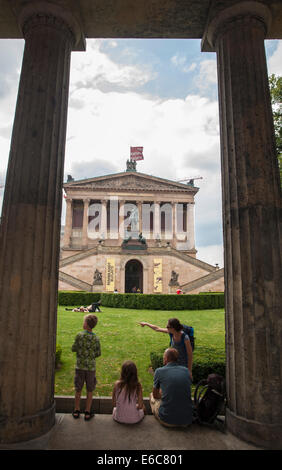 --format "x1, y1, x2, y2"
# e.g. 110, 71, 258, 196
71, 314, 101, 420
